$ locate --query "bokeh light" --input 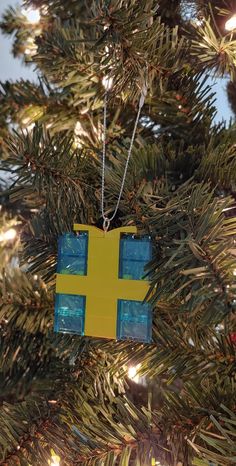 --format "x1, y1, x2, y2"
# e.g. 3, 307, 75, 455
49, 455, 60, 466
22, 8, 41, 24
0, 228, 17, 242
225, 14, 236, 31
102, 76, 113, 91
128, 363, 141, 383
